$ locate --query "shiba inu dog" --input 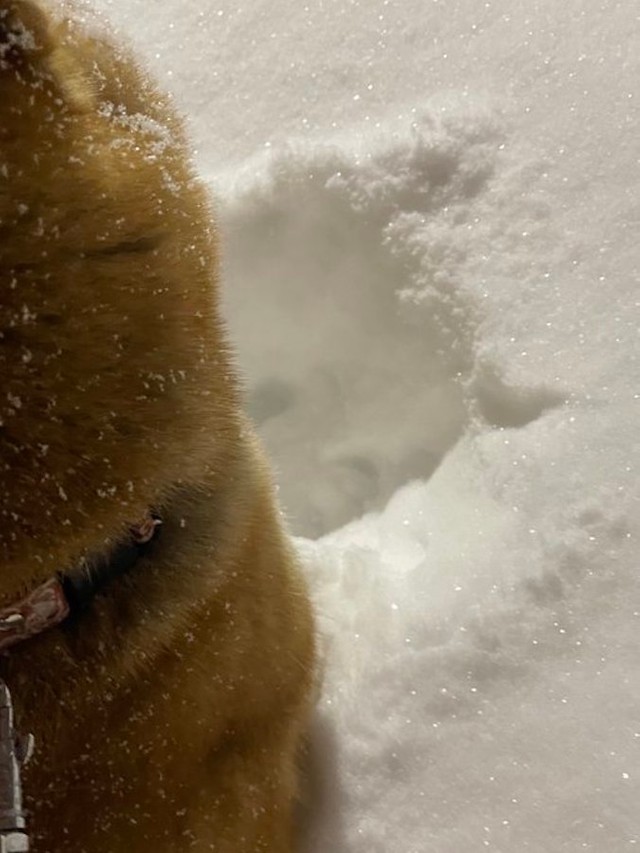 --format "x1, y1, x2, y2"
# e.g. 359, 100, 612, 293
0, 1, 316, 850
